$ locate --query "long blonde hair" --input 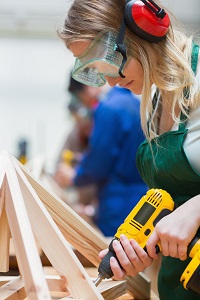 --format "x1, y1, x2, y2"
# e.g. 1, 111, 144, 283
59, 0, 199, 139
